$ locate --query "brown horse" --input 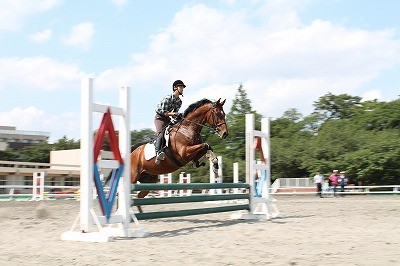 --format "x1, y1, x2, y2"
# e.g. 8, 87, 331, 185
130, 98, 228, 210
